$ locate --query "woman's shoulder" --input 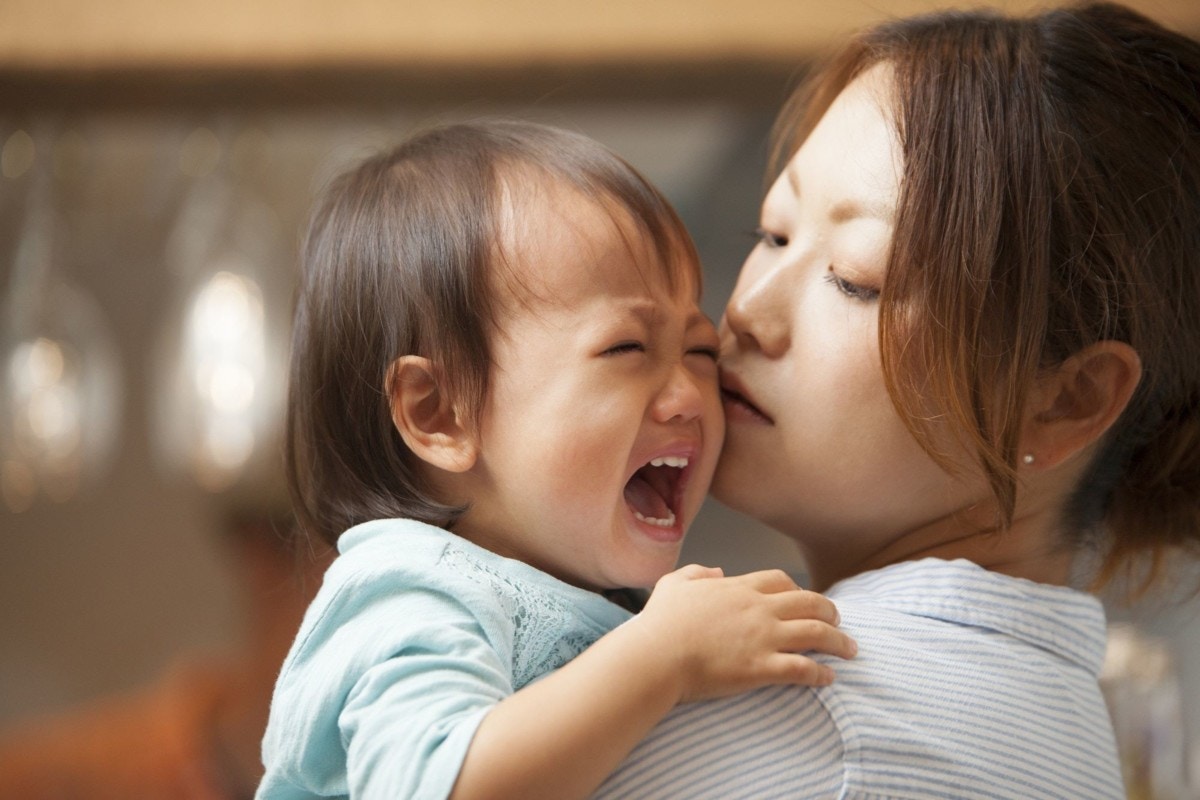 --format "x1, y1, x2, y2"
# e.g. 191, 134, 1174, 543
596, 684, 842, 799
811, 560, 1123, 798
